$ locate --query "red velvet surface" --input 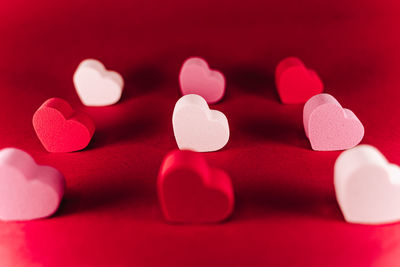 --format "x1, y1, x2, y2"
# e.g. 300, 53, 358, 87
1, 0, 400, 266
